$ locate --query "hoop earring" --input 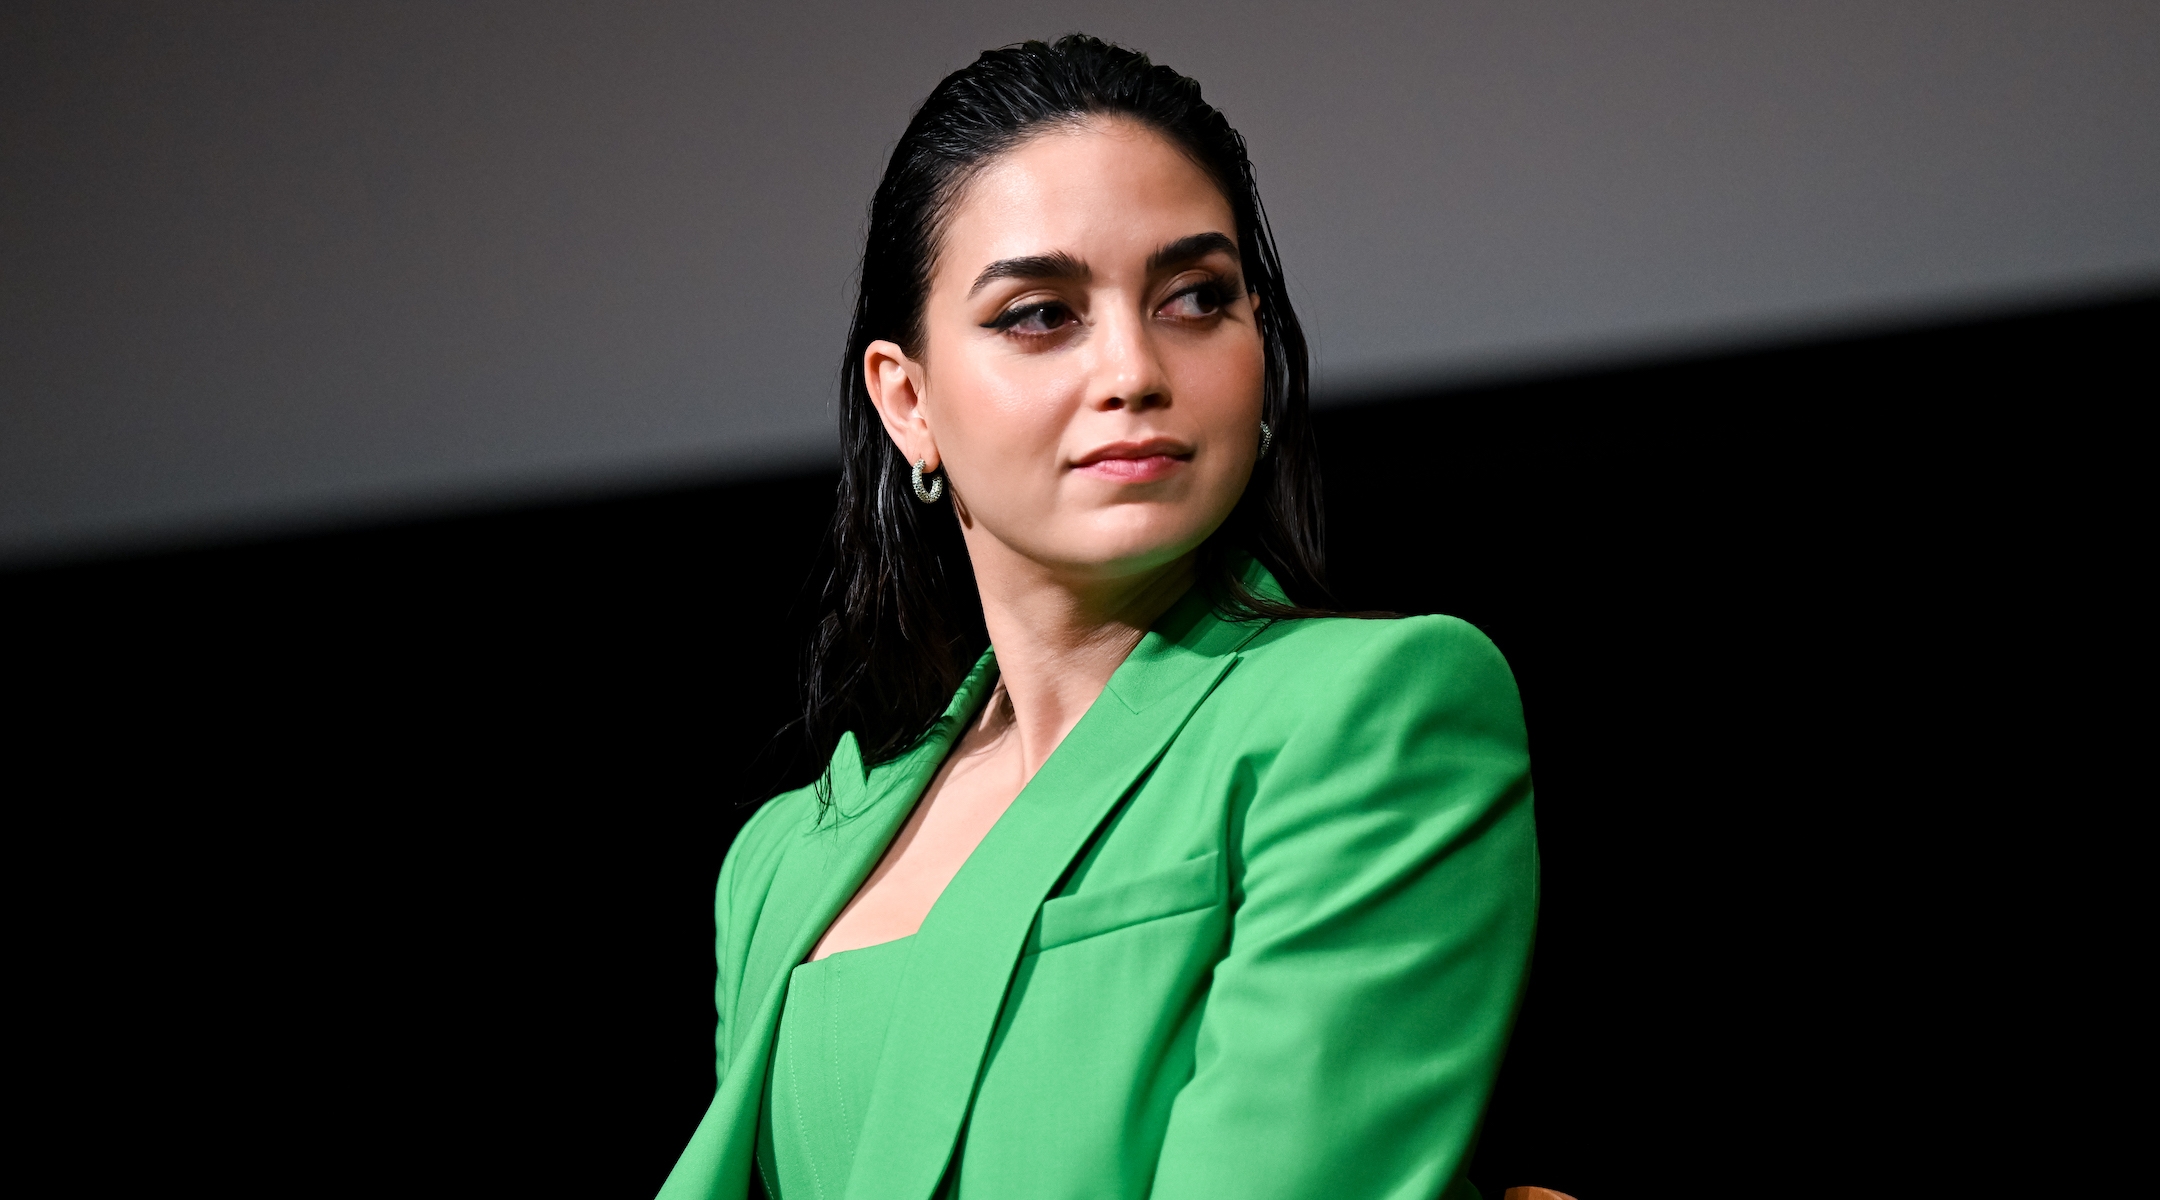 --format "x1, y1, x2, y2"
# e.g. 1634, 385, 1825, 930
1258, 420, 1274, 460
911, 458, 945, 504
